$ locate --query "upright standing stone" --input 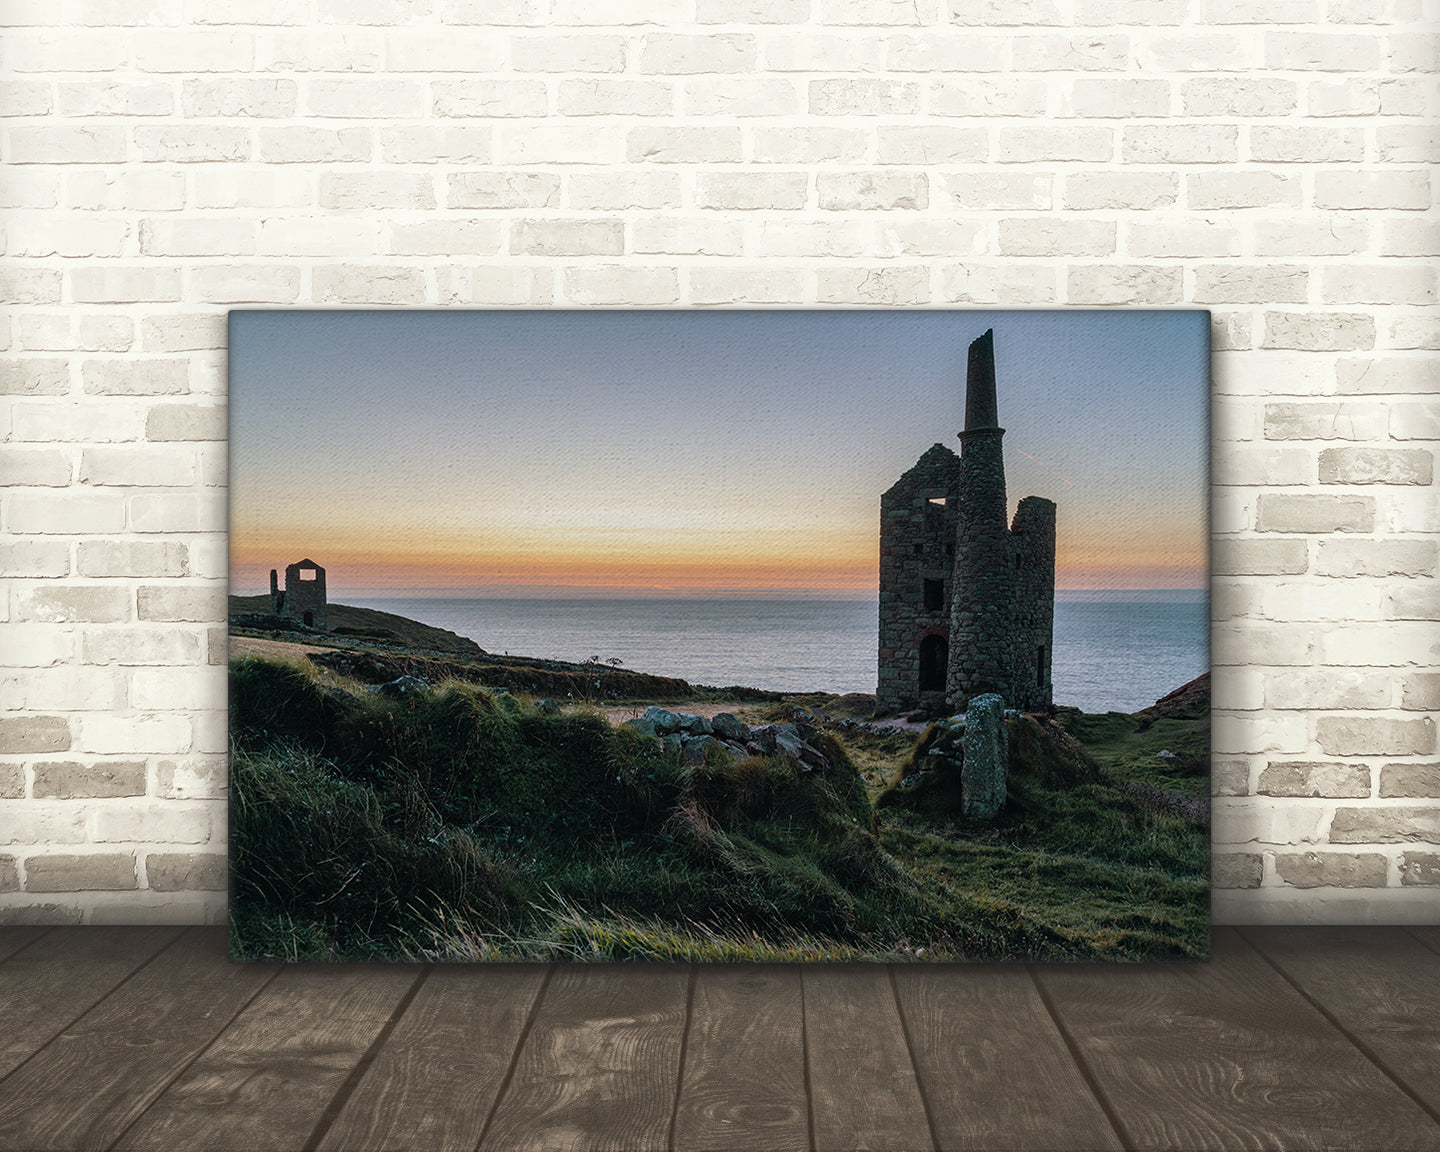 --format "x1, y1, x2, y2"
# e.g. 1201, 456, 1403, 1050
962, 693, 1008, 819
